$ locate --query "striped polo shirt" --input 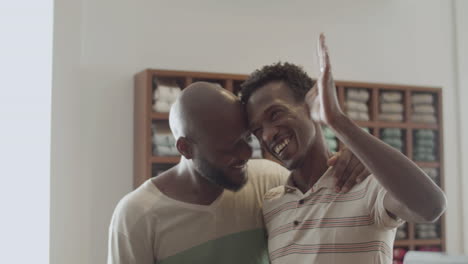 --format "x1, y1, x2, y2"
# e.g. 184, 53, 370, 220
263, 167, 404, 264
